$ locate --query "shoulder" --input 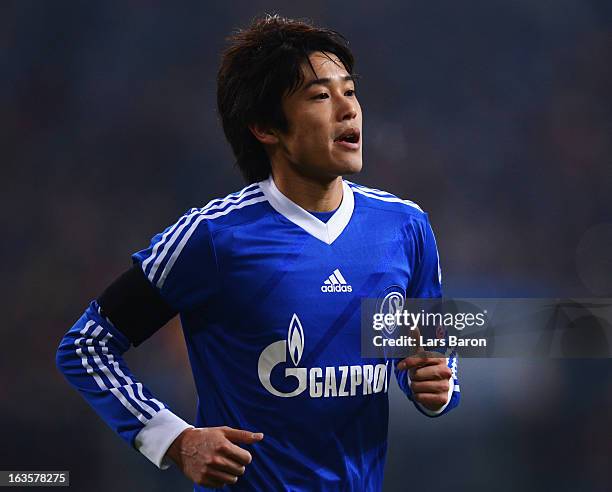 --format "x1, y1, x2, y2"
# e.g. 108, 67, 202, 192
184, 182, 270, 234
346, 179, 428, 222
137, 183, 269, 289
